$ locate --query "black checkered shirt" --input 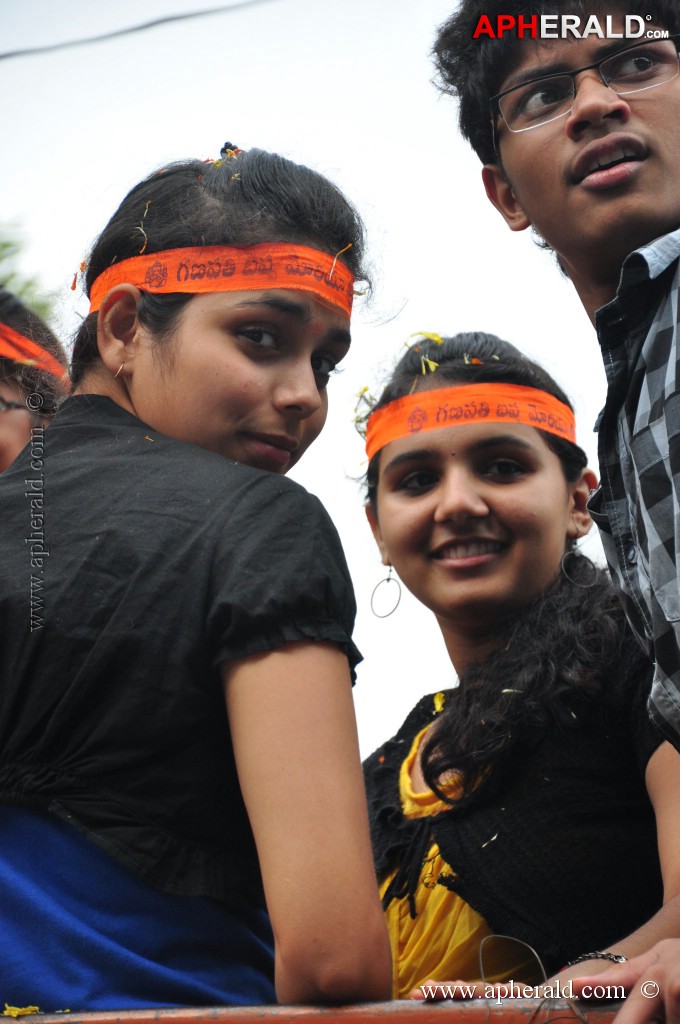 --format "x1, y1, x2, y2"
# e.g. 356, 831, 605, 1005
587, 227, 680, 750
